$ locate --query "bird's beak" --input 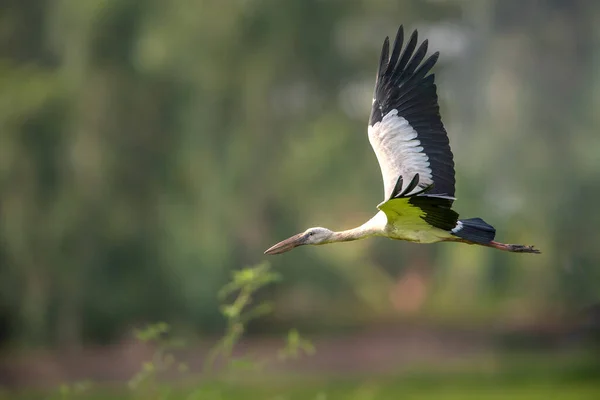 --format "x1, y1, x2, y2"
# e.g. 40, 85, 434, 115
264, 233, 305, 255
